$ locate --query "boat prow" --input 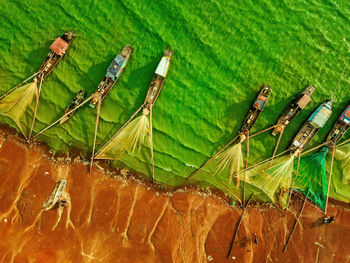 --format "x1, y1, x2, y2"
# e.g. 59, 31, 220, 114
43, 180, 67, 211
326, 104, 350, 146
